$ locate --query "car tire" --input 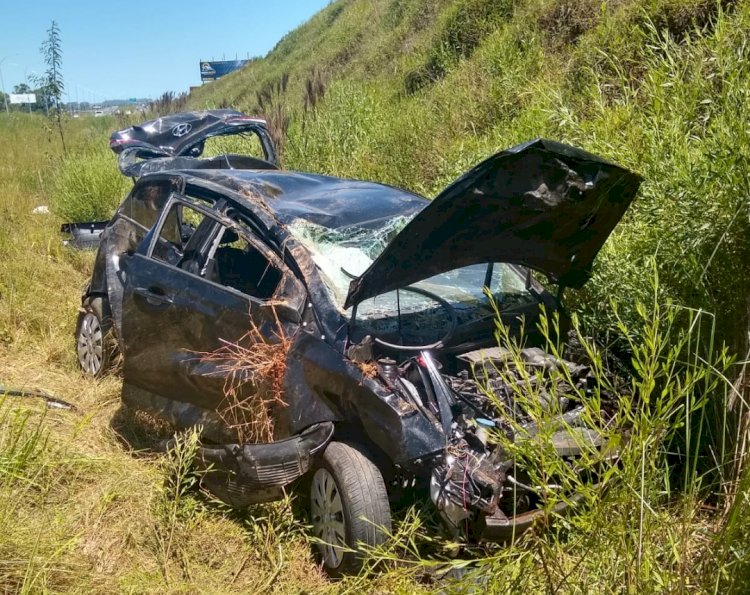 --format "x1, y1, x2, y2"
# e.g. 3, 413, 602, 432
75, 296, 116, 377
310, 441, 392, 577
